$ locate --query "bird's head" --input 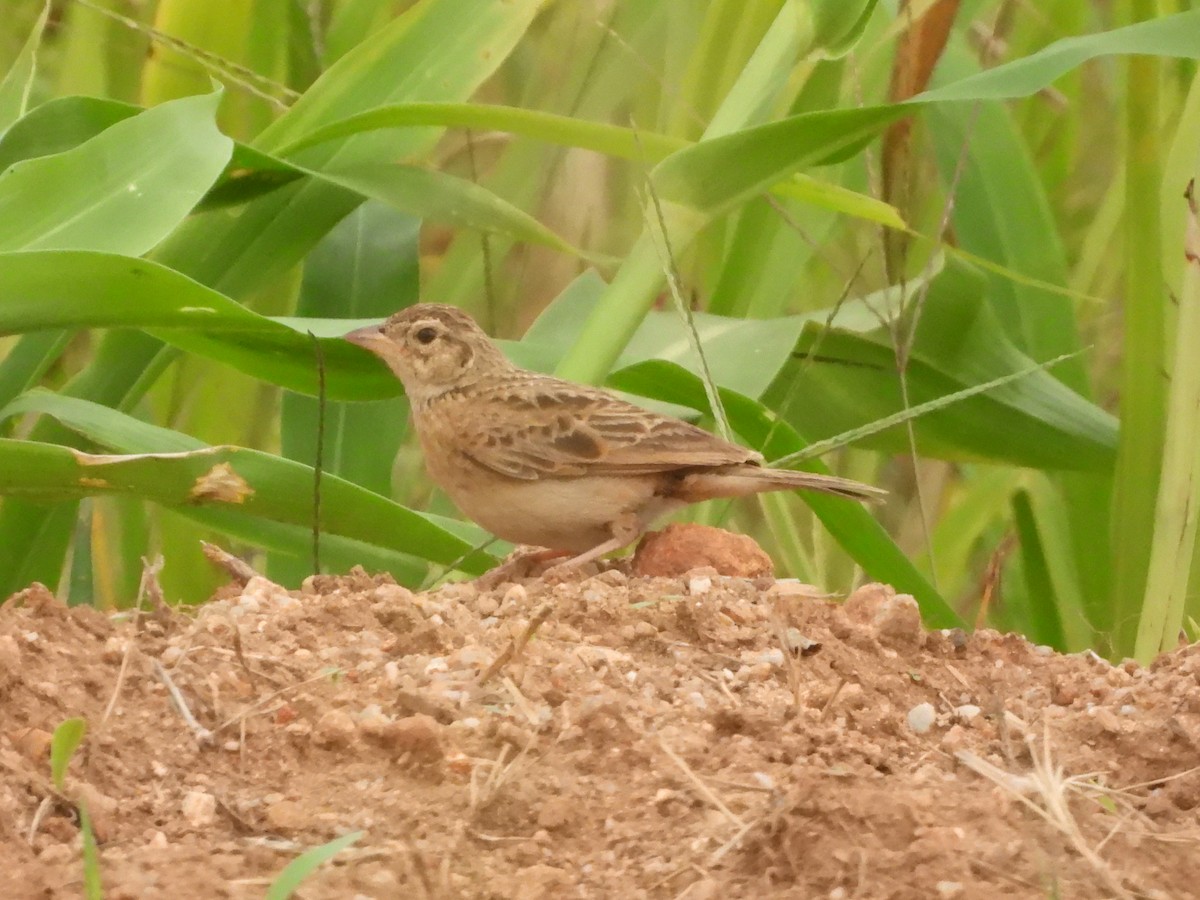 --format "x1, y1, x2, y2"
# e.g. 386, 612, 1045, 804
345, 304, 510, 401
